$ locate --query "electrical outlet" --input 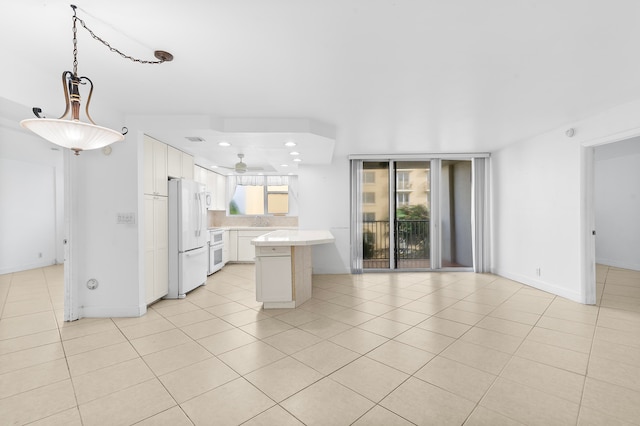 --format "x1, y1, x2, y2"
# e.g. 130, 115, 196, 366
38, 252, 42, 258
536, 267, 541, 277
